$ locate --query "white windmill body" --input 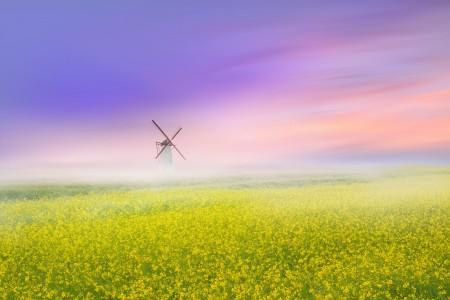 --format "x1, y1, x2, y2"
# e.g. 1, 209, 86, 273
153, 120, 186, 167
156, 139, 173, 167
